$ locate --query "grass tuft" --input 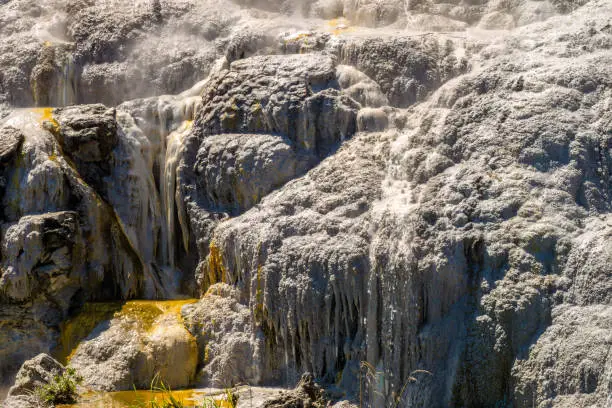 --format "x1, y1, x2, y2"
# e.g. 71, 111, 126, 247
128, 374, 238, 408
34, 367, 83, 405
